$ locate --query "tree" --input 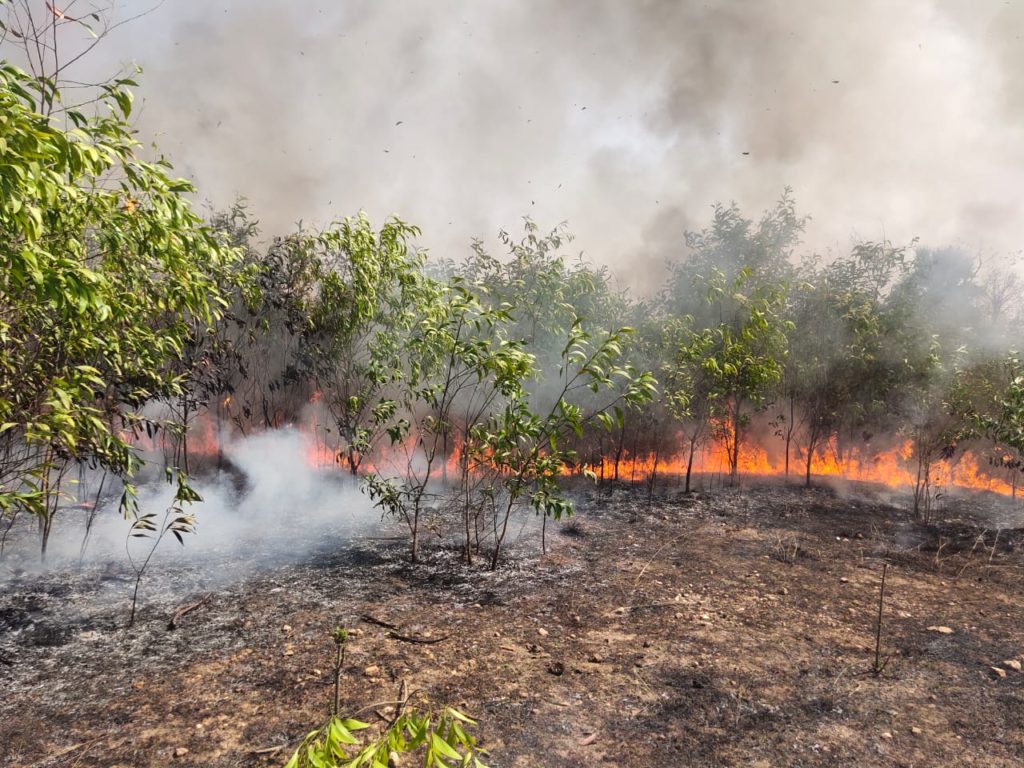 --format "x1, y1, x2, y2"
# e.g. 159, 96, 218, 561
663, 189, 805, 323
365, 280, 532, 564
289, 214, 432, 475
661, 318, 722, 493
683, 268, 790, 484
0, 62, 242, 554
479, 321, 656, 568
